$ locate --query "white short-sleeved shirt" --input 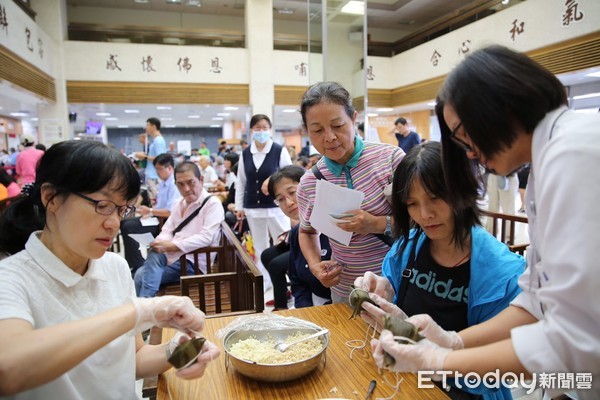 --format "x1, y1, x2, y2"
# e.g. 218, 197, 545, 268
0, 233, 137, 400
510, 108, 600, 400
